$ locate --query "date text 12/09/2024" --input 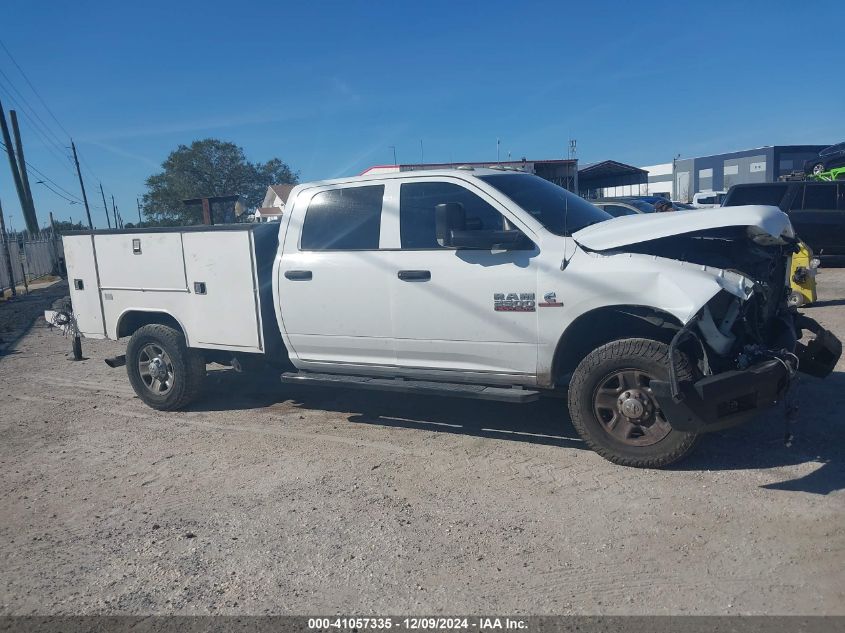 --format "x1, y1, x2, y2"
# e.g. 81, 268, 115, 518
307, 617, 528, 630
